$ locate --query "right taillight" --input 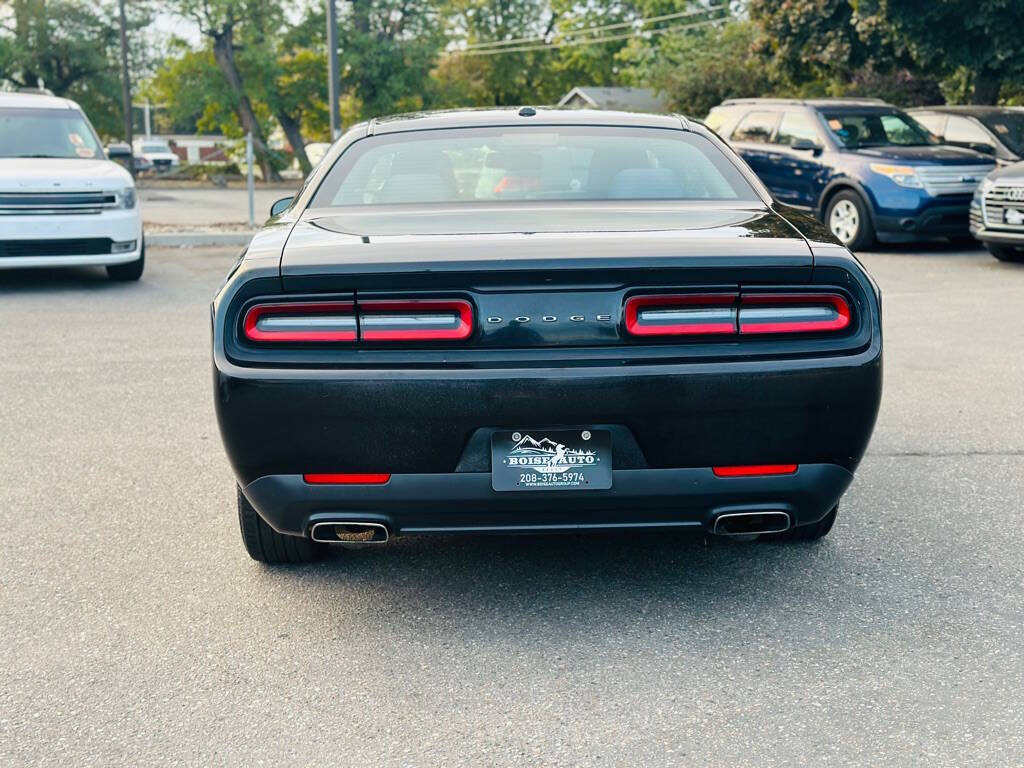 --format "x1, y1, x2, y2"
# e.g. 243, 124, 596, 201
738, 293, 851, 335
